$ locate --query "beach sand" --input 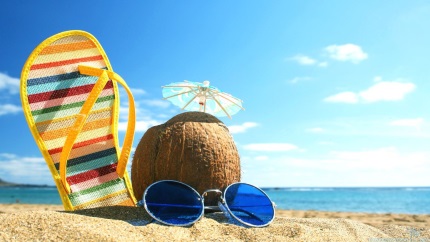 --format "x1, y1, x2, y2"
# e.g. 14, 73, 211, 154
0, 204, 429, 241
